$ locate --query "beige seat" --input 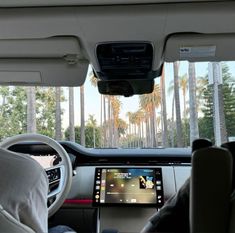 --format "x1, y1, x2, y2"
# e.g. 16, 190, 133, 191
0, 205, 35, 233
190, 147, 233, 233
